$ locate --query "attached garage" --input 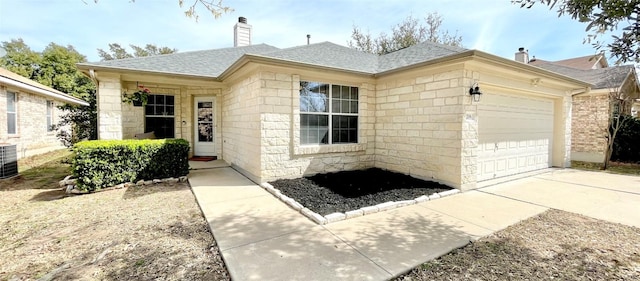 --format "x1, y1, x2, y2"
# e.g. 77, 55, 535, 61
477, 92, 554, 181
